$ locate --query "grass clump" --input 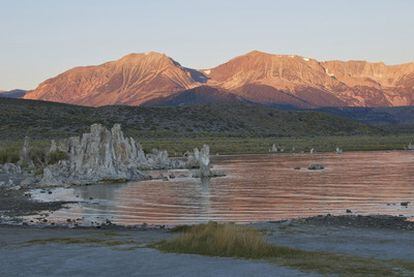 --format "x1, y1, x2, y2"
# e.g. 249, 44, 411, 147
154, 222, 414, 276
159, 222, 270, 259
0, 146, 20, 163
